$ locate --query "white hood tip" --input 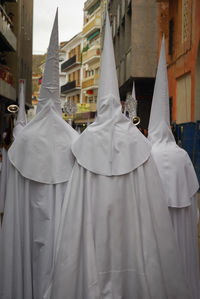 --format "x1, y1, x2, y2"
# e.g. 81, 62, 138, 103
148, 35, 175, 145
13, 79, 27, 138
36, 9, 61, 116
72, 11, 151, 176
